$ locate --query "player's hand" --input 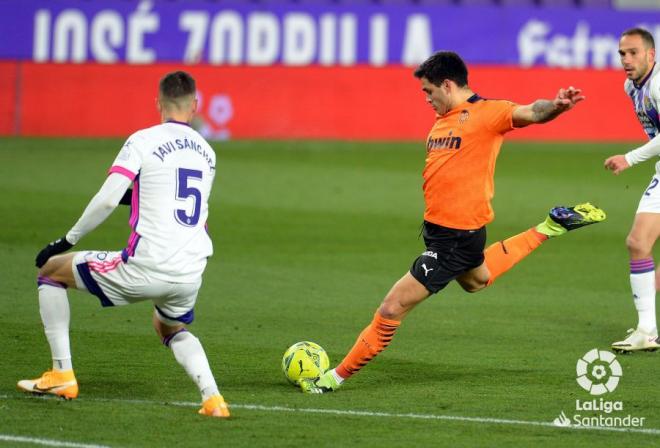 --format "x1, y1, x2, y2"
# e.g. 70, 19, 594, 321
35, 236, 74, 268
604, 155, 630, 175
553, 86, 585, 112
